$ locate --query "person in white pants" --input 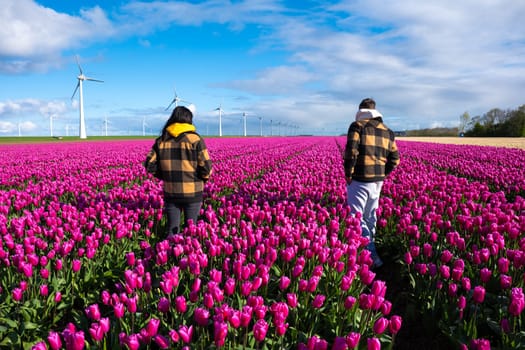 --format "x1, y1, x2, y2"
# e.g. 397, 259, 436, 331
344, 98, 400, 269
